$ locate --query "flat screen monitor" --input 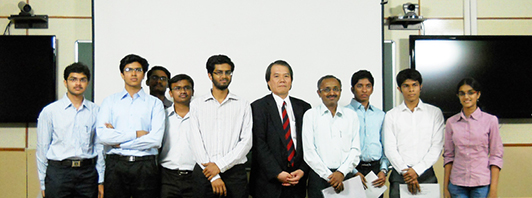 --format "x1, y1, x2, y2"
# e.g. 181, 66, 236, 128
0, 35, 57, 123
410, 35, 532, 120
